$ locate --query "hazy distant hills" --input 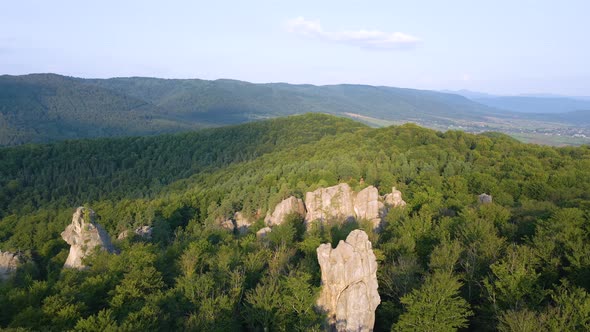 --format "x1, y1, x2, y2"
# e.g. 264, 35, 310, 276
447, 89, 590, 114
1, 73, 588, 146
